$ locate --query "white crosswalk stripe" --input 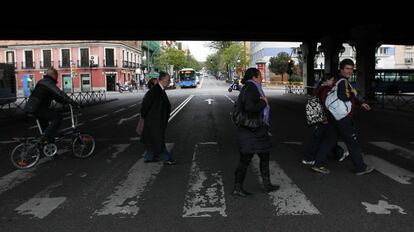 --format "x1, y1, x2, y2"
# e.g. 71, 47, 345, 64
182, 142, 227, 217
251, 156, 320, 215
369, 142, 414, 161
15, 181, 66, 219
364, 155, 414, 184
94, 143, 174, 217
2, 140, 414, 219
